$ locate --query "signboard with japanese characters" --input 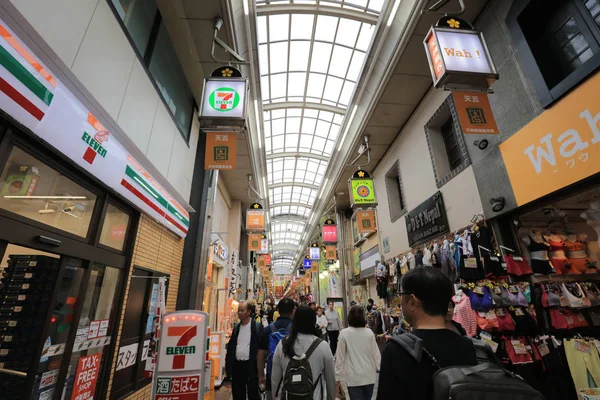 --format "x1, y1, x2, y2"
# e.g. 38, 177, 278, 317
423, 17, 498, 91
205, 132, 237, 170
356, 210, 376, 234
152, 311, 208, 400
452, 91, 499, 134
322, 219, 338, 244
246, 203, 265, 232
405, 191, 449, 246
309, 243, 321, 260
248, 234, 262, 252
326, 246, 337, 260
348, 169, 377, 208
